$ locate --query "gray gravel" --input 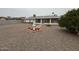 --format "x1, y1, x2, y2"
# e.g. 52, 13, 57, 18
0, 23, 79, 51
